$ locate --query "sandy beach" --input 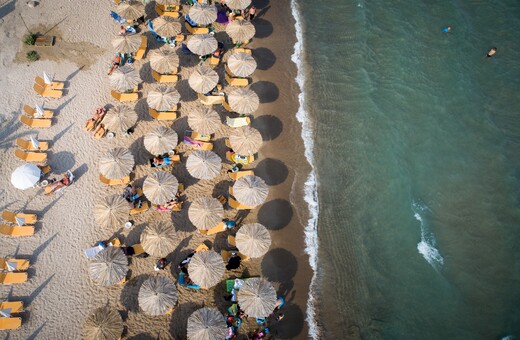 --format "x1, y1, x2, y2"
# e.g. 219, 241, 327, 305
0, 0, 311, 339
